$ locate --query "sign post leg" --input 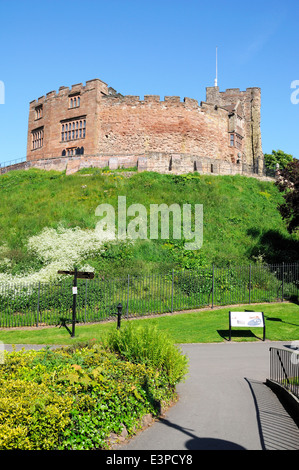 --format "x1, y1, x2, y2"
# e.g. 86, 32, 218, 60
72, 268, 78, 338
